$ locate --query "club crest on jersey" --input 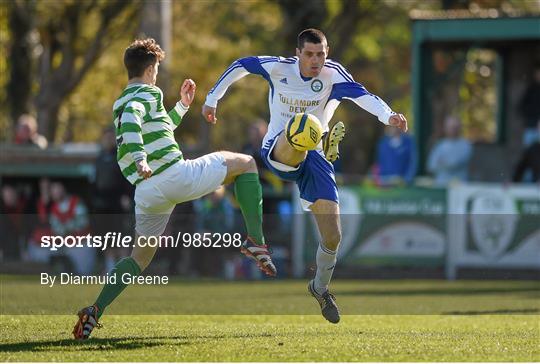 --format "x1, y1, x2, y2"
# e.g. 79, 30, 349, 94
311, 79, 323, 93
